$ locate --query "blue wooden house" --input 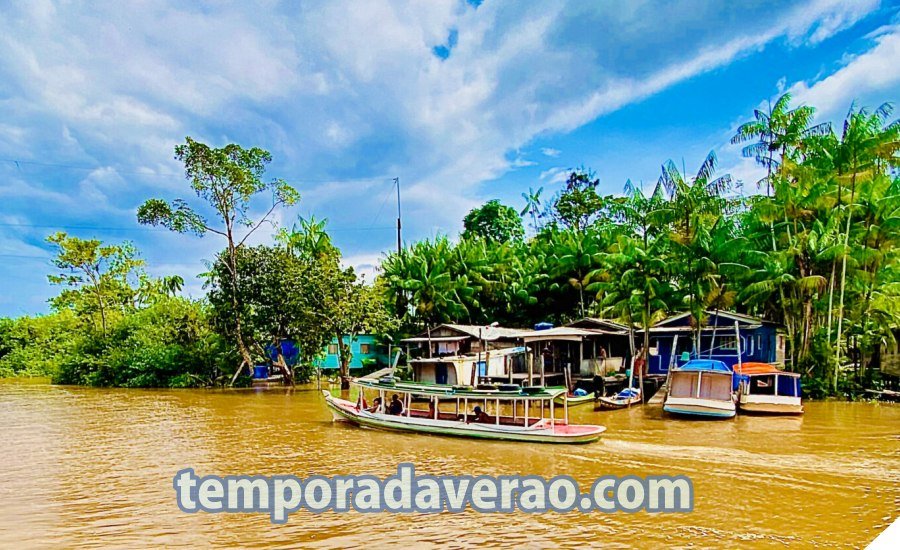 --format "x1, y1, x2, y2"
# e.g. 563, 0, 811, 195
640, 311, 785, 375
316, 334, 386, 370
